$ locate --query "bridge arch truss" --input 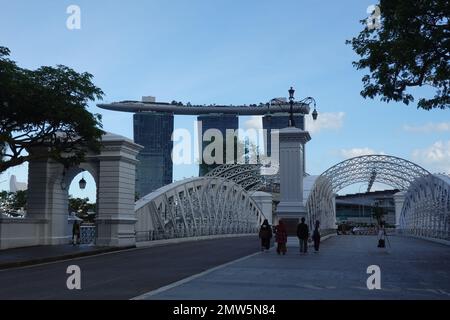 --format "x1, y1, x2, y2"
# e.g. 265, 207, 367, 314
135, 177, 265, 241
